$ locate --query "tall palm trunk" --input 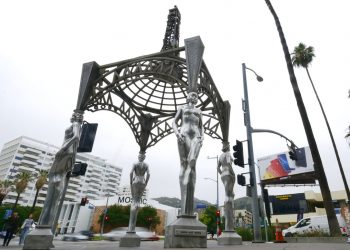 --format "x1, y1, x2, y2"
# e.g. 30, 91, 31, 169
264, 0, 340, 236
12, 193, 21, 210
305, 67, 350, 202
31, 188, 40, 212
